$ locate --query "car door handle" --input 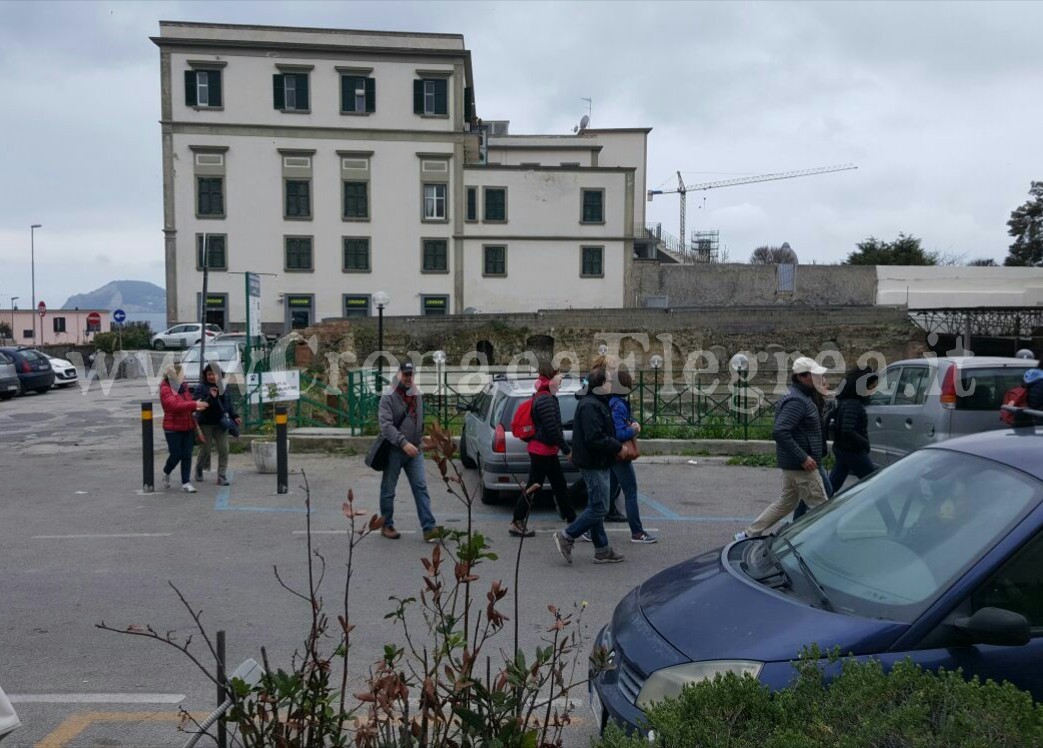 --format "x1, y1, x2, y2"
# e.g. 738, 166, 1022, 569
875, 418, 883, 427
905, 418, 913, 429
